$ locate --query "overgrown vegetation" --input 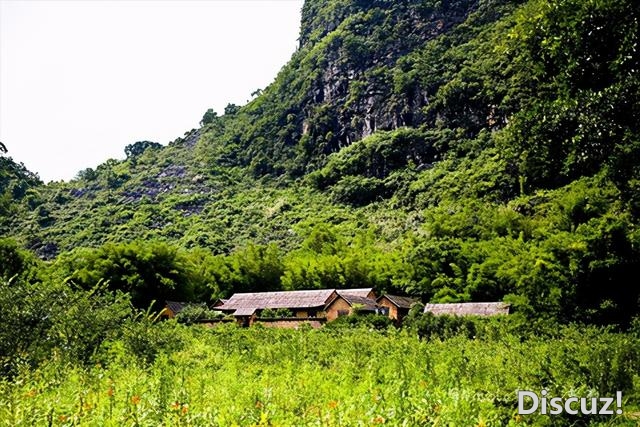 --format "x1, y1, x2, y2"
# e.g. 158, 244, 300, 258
1, 322, 639, 426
